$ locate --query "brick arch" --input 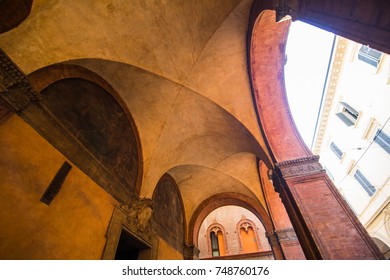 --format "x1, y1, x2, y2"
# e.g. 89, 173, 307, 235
247, 8, 384, 259
248, 9, 312, 163
27, 62, 143, 197
188, 192, 284, 259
